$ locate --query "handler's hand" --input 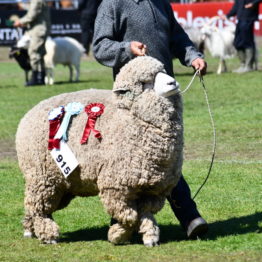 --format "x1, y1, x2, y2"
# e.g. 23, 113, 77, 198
245, 3, 253, 8
13, 20, 23, 27
130, 41, 147, 56
191, 58, 207, 76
